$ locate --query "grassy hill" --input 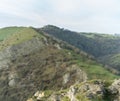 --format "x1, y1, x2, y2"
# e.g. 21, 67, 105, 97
0, 27, 43, 51
0, 27, 24, 41
0, 26, 119, 101
41, 25, 120, 73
